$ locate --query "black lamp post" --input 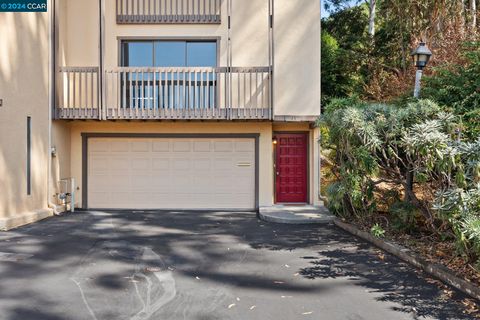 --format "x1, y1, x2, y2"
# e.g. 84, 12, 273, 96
411, 42, 433, 98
